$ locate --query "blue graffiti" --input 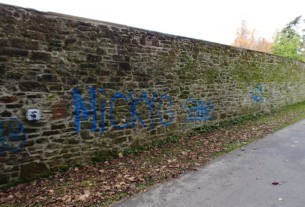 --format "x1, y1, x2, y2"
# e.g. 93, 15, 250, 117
73, 87, 175, 133
158, 95, 175, 126
0, 117, 26, 156
73, 87, 97, 133
250, 83, 263, 103
185, 98, 214, 122
128, 91, 157, 129
99, 88, 106, 133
